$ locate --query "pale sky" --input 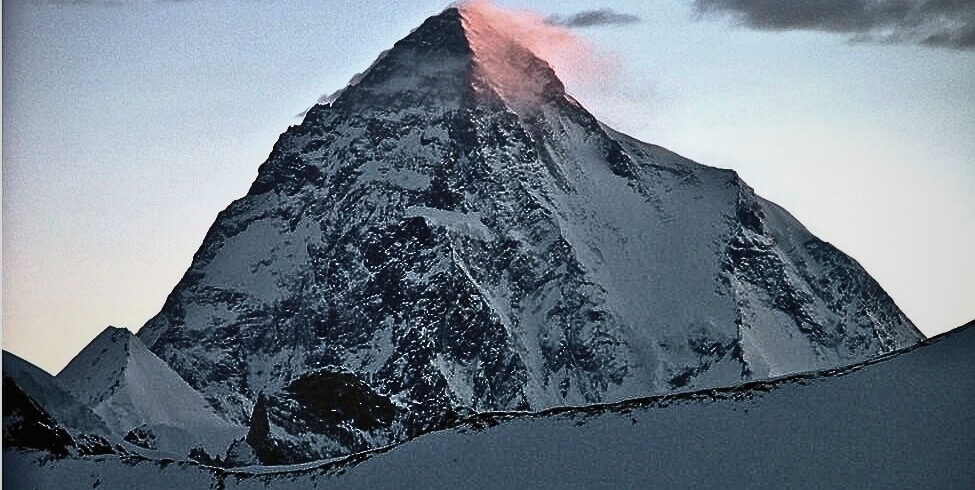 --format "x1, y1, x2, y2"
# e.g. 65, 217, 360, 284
3, 0, 973, 374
